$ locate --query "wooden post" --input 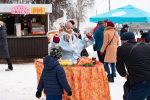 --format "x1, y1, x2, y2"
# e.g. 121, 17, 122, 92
47, 13, 50, 32
109, 0, 111, 11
